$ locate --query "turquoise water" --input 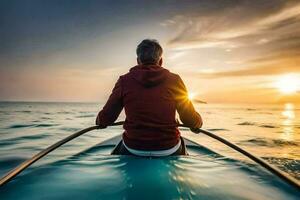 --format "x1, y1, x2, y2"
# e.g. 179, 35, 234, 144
0, 102, 299, 199
1, 138, 299, 199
